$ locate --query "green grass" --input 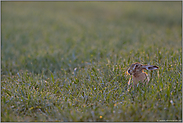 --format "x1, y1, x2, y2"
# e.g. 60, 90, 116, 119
1, 1, 182, 122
